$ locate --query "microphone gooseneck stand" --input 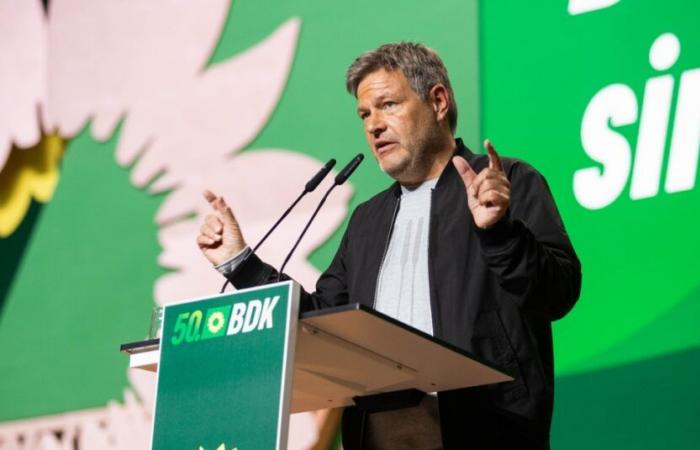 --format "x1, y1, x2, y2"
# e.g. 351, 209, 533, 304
276, 153, 365, 282
218, 158, 337, 293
